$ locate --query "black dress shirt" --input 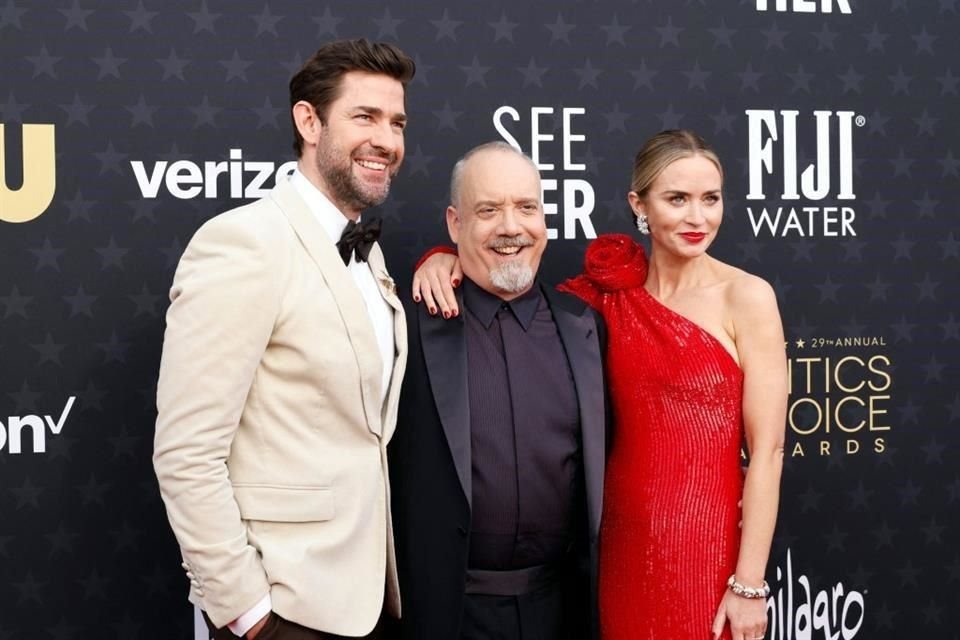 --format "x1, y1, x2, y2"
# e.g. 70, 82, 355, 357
462, 278, 583, 570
